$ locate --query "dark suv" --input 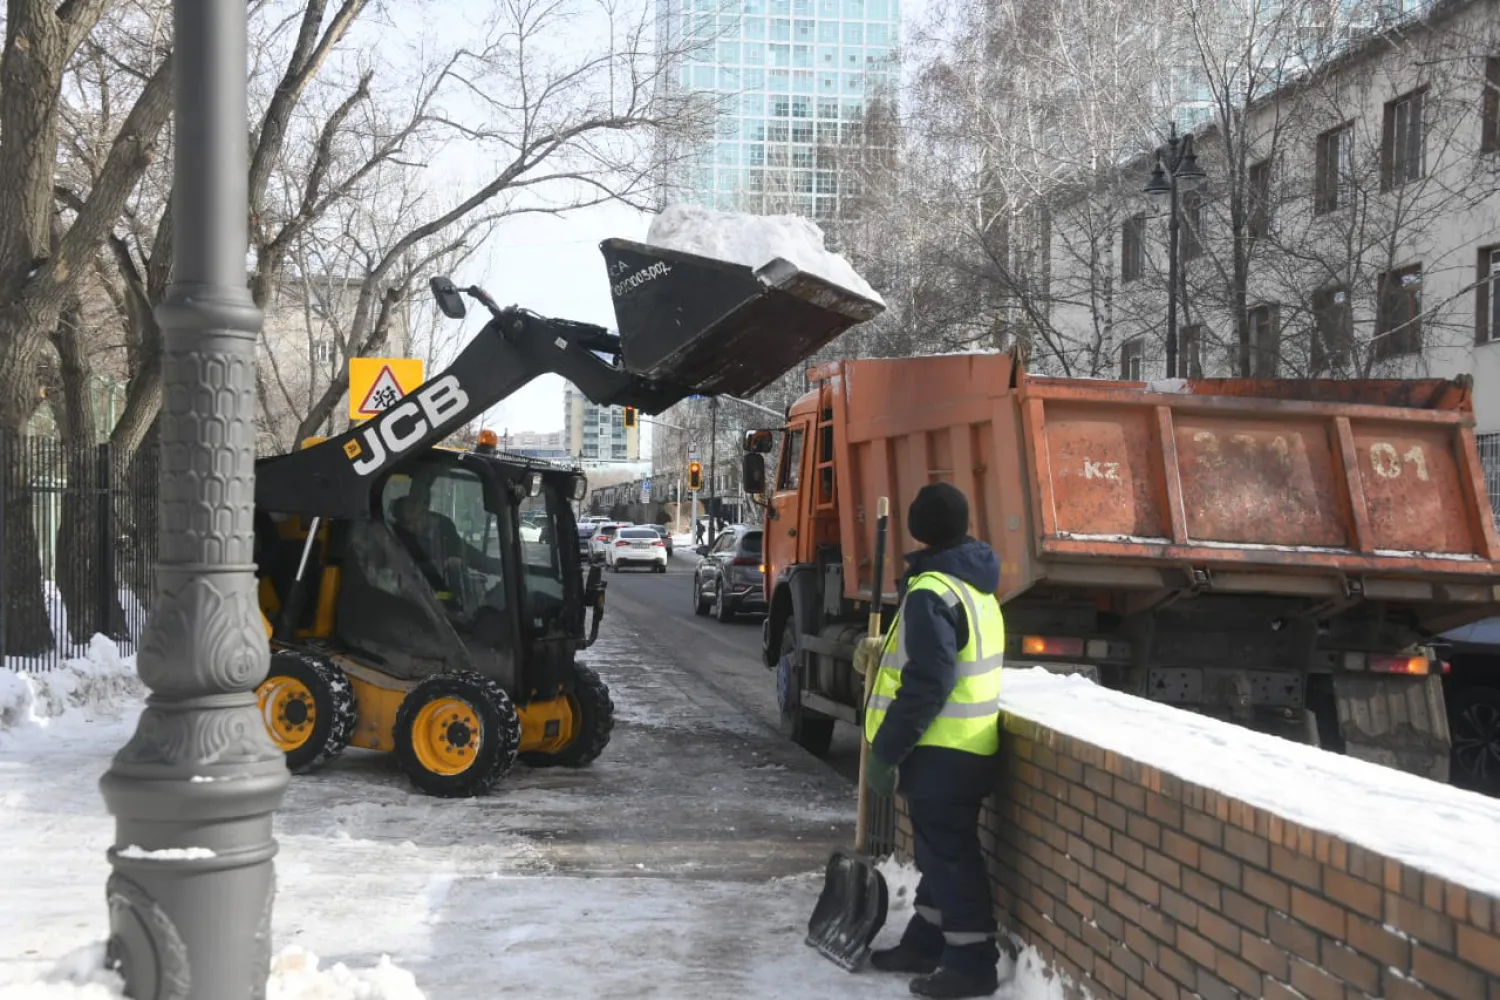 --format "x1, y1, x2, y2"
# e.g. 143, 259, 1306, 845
692, 525, 765, 622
